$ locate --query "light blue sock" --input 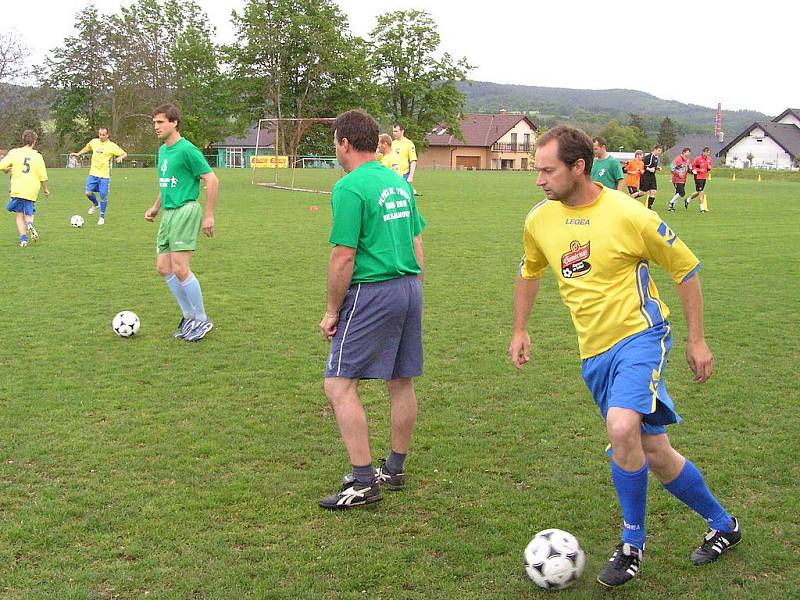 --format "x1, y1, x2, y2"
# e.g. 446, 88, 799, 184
180, 274, 208, 321
664, 459, 733, 531
88, 193, 98, 206
165, 273, 192, 319
611, 459, 648, 550
100, 198, 108, 217
20, 234, 28, 242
